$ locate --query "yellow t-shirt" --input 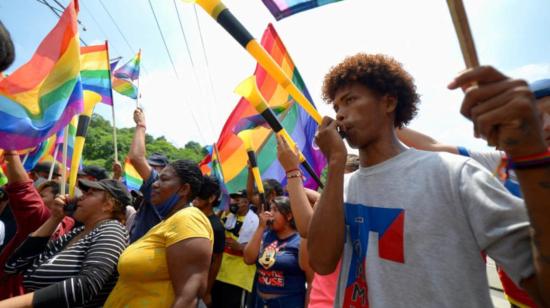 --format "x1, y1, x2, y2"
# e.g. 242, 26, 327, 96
104, 207, 213, 308
215, 212, 257, 292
